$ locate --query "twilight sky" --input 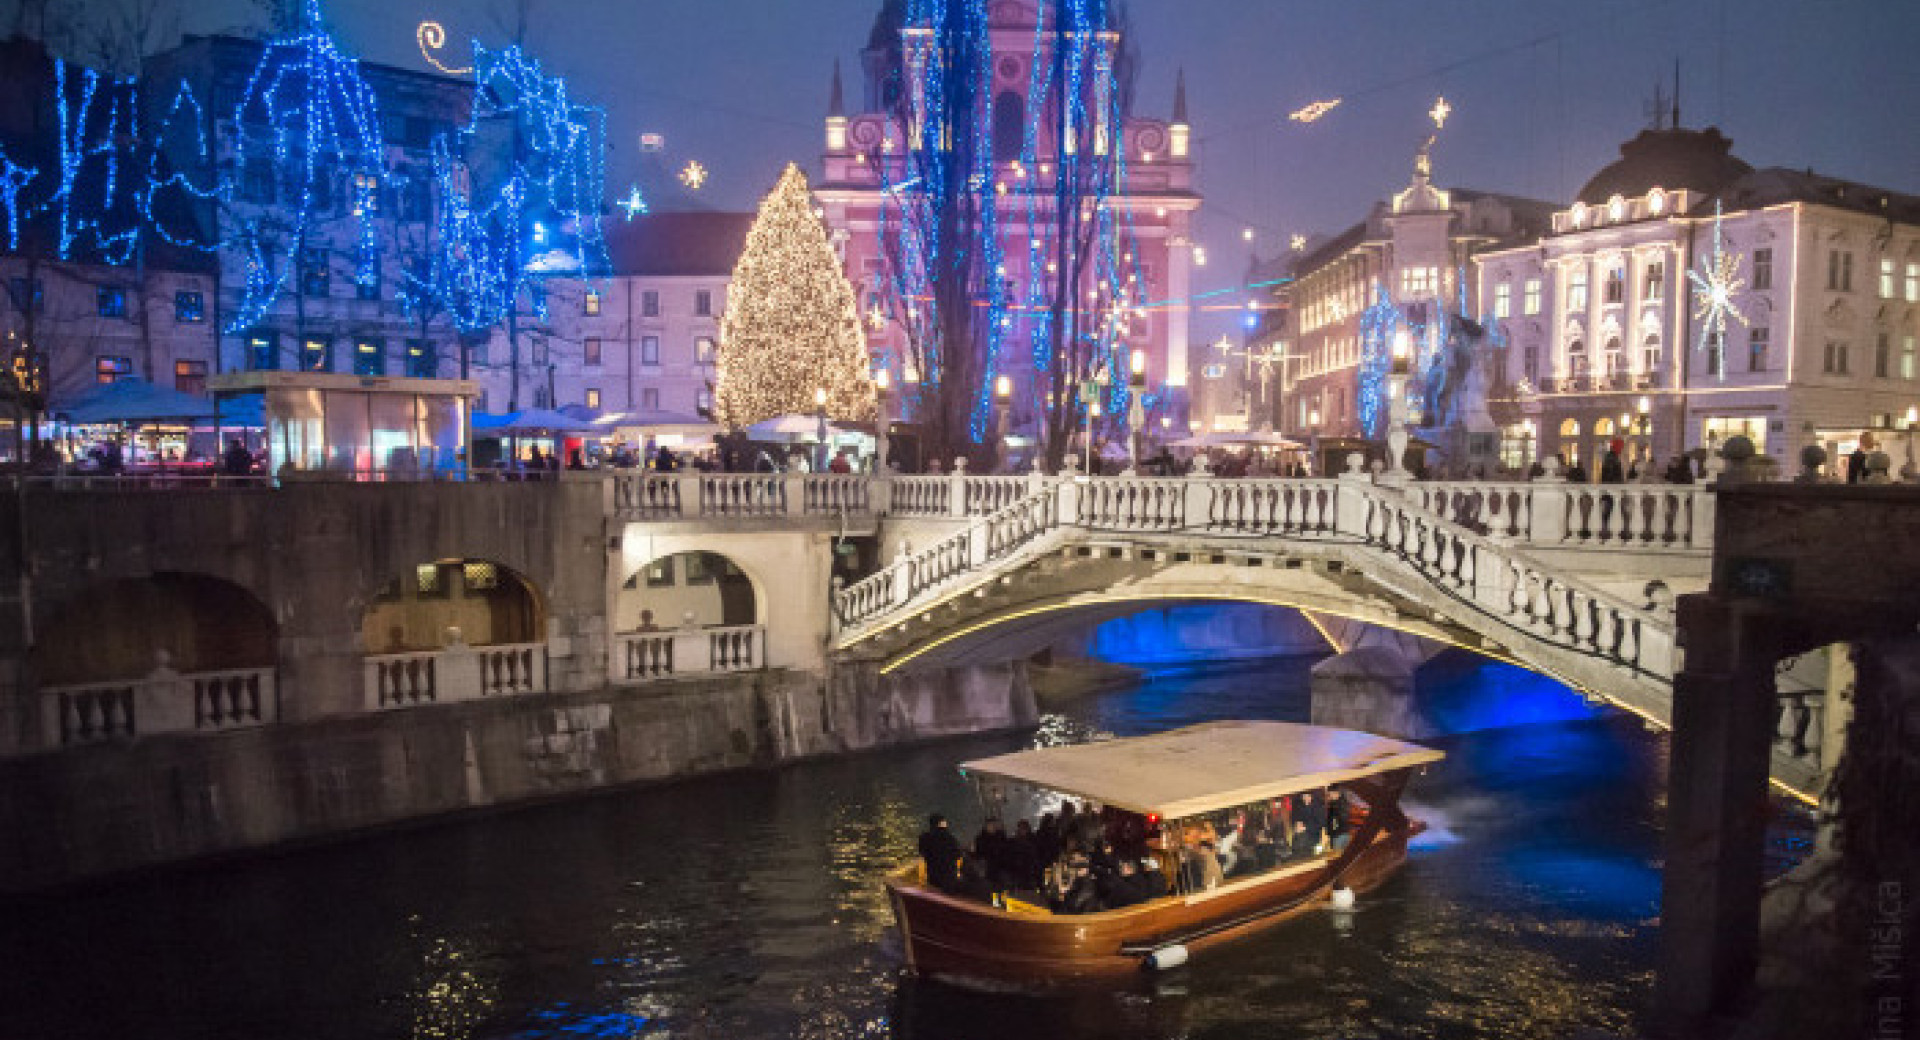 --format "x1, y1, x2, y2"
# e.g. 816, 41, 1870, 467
101, 0, 1920, 340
